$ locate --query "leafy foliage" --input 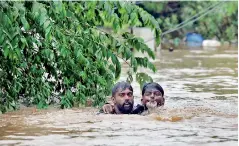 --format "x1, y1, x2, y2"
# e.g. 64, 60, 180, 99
0, 1, 160, 113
